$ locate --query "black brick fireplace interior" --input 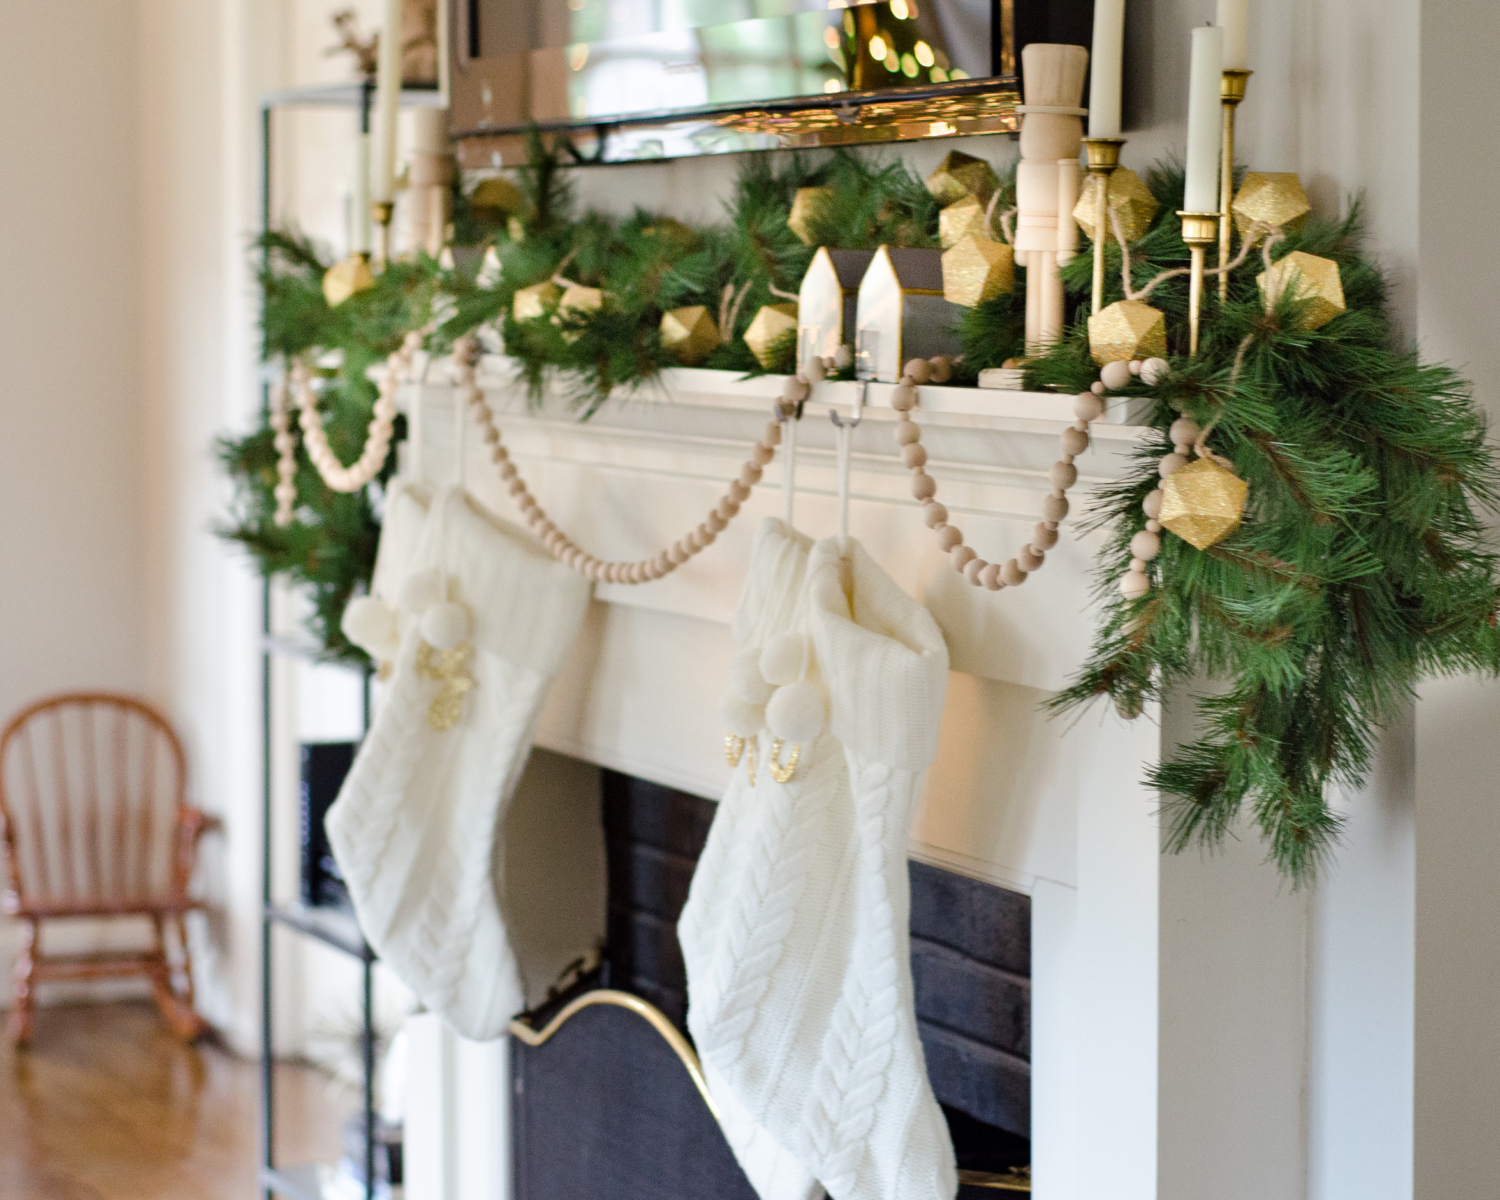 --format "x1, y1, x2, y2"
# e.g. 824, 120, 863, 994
511, 769, 1031, 1198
